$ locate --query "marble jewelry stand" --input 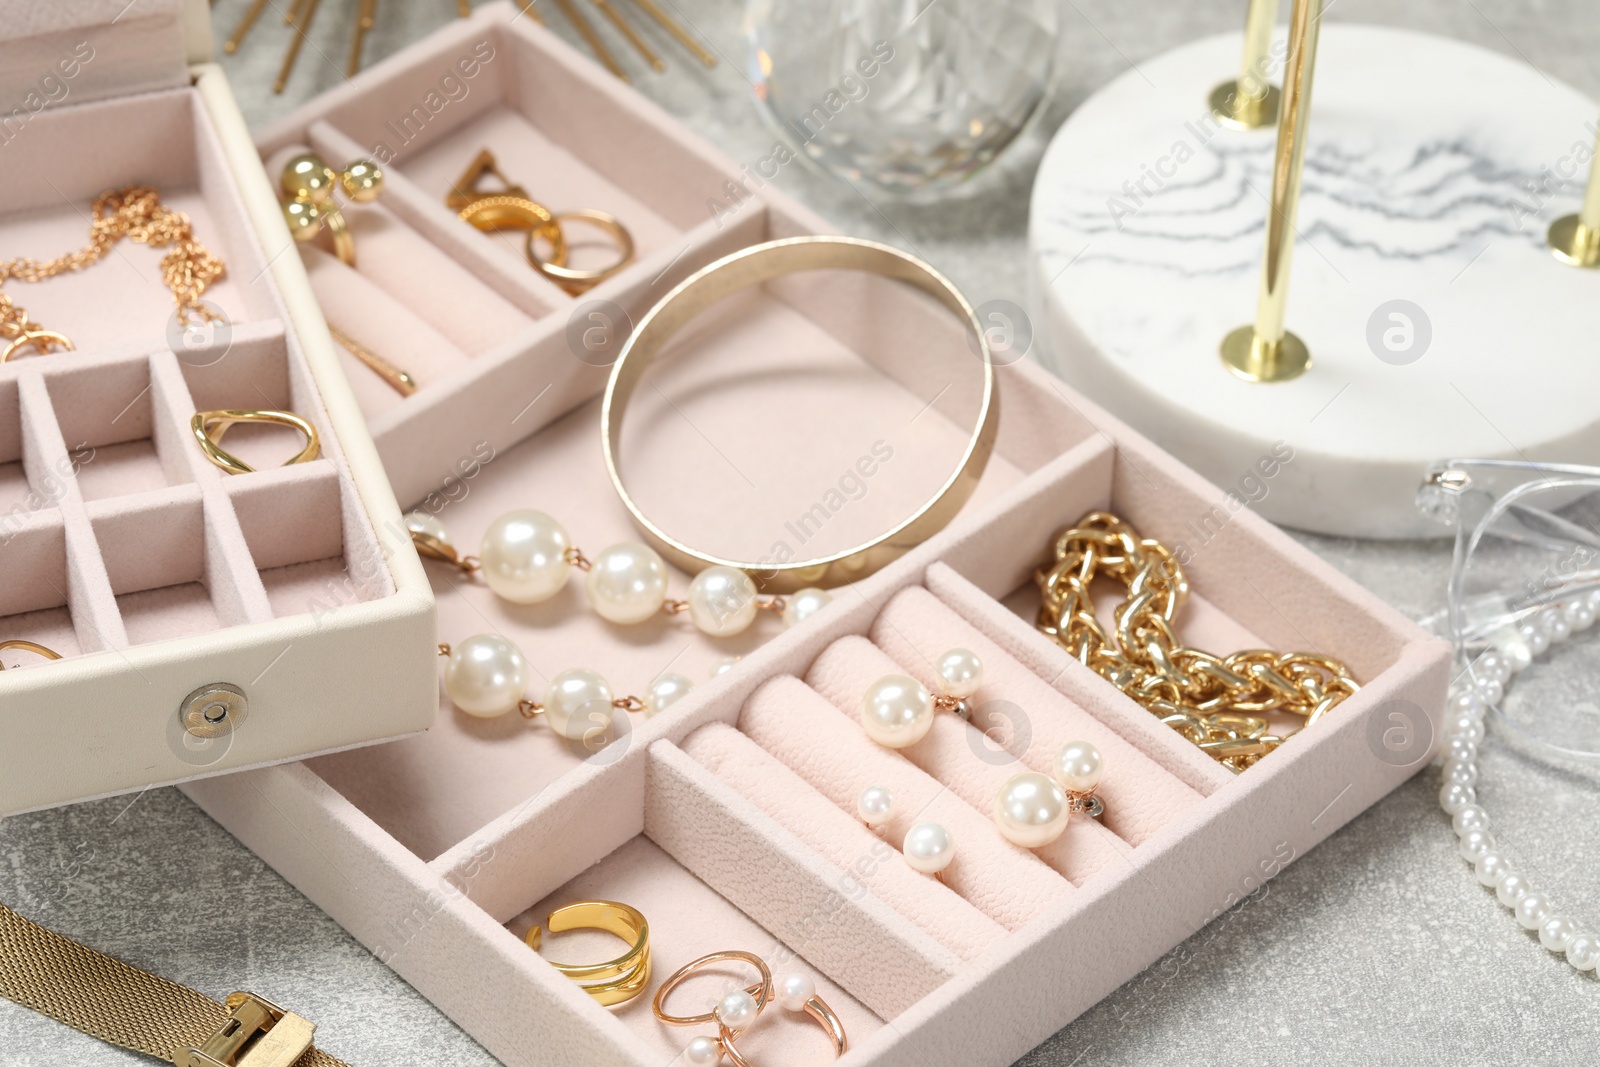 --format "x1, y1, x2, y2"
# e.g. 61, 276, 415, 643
1028, 24, 1600, 539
